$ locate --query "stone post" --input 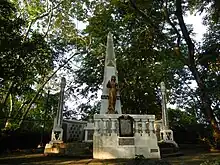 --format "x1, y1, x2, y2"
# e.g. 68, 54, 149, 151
57, 77, 66, 128
102, 119, 108, 135
84, 130, 88, 141
94, 119, 99, 135
51, 77, 66, 142
160, 82, 169, 130
149, 118, 155, 137
111, 118, 117, 135
134, 119, 139, 136
141, 119, 147, 136
160, 82, 178, 147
